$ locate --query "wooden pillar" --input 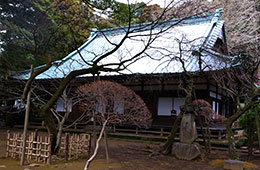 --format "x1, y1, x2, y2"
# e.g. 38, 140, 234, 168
160, 128, 163, 137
